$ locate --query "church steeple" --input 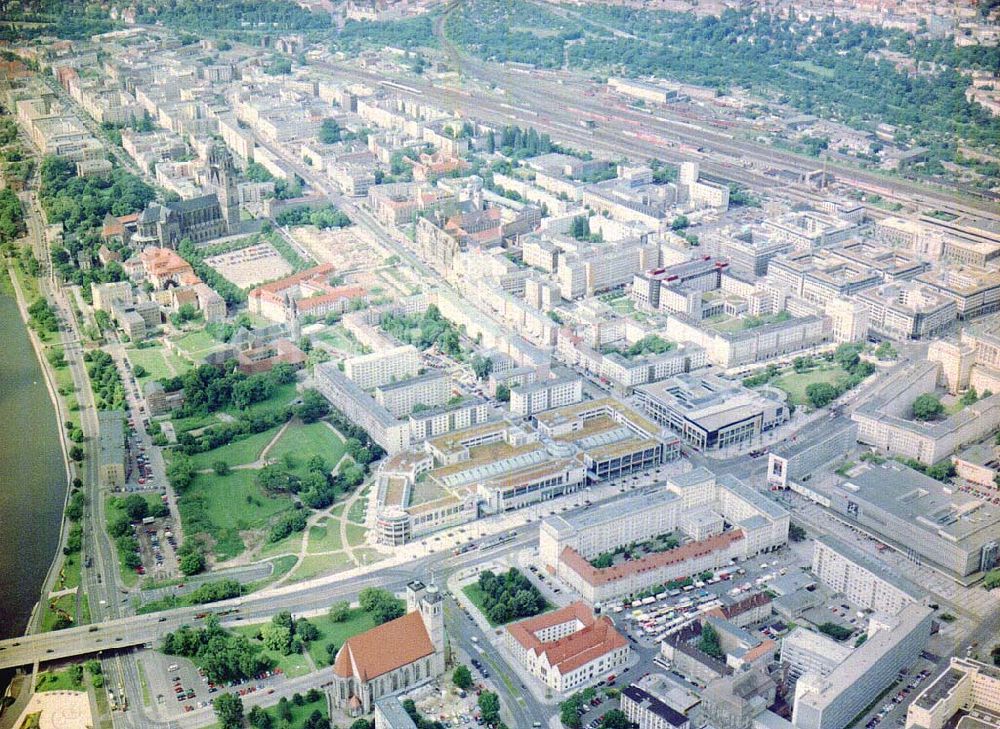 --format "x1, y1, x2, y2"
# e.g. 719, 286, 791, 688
208, 141, 240, 234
